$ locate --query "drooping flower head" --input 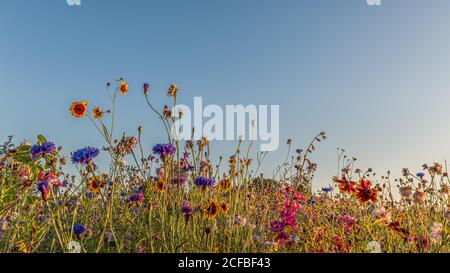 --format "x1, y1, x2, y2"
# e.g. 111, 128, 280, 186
152, 143, 175, 159
71, 146, 100, 165
70, 101, 89, 118
120, 81, 128, 95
